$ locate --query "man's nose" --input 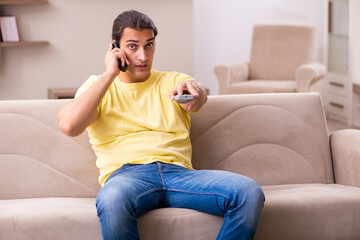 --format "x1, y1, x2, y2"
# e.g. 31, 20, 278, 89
137, 47, 147, 61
